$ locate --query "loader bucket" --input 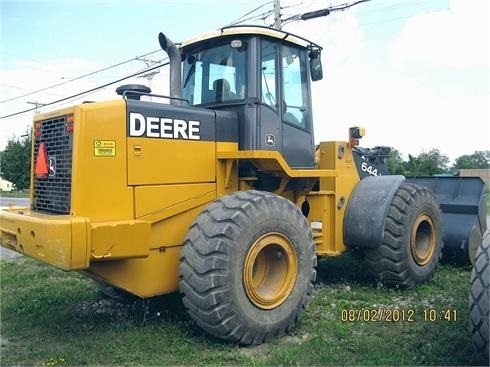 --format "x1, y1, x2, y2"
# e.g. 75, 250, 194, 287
405, 176, 487, 263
